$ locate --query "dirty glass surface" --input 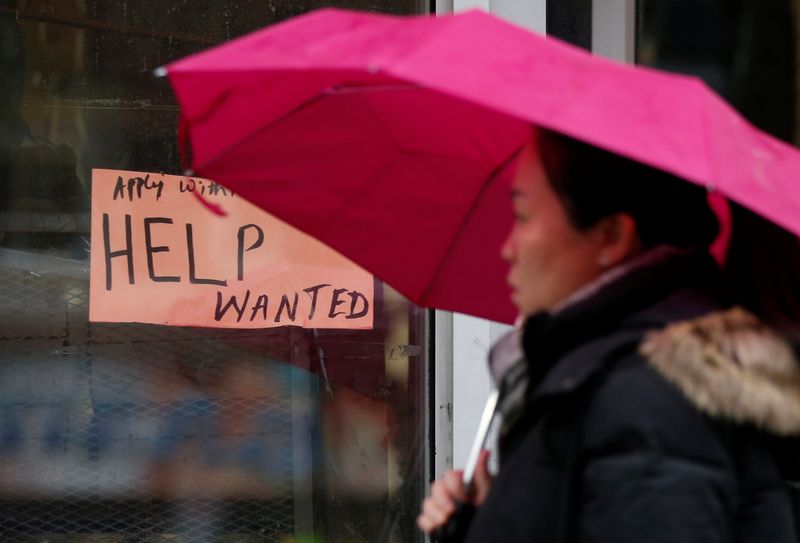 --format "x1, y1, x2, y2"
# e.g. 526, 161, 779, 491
0, 1, 428, 542
636, 0, 797, 144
